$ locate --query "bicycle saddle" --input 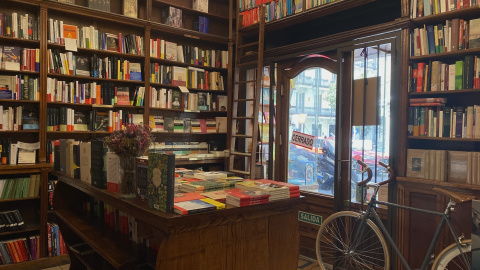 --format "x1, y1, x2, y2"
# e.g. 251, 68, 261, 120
433, 188, 476, 204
